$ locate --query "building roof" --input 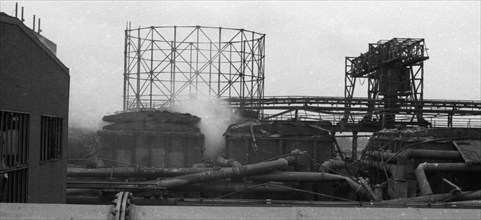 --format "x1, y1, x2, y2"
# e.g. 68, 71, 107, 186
0, 12, 69, 73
